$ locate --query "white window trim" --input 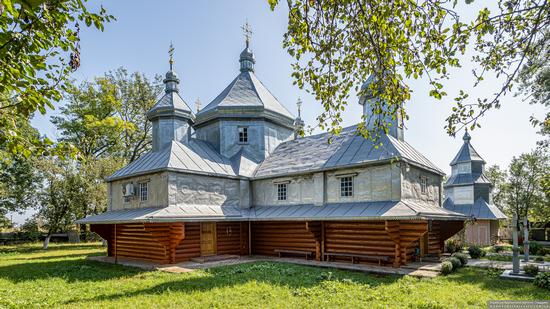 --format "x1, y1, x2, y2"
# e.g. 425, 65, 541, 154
277, 183, 287, 201
139, 181, 149, 202
340, 176, 354, 197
